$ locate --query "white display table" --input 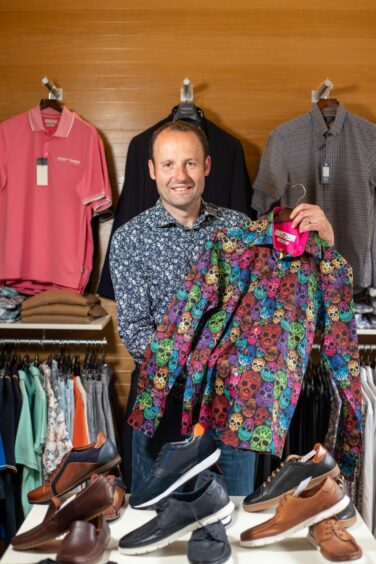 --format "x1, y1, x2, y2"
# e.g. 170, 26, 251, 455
2, 497, 376, 563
